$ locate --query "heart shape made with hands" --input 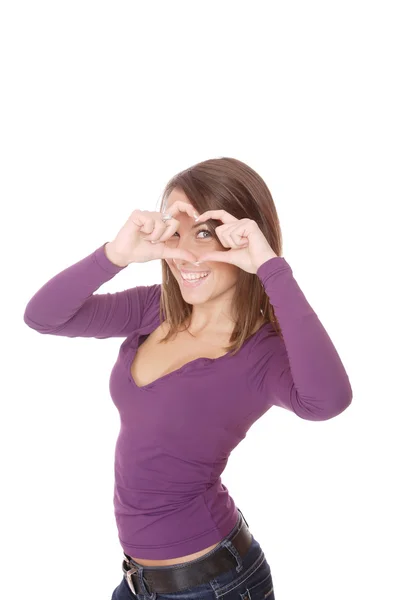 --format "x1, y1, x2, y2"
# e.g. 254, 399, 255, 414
193, 209, 278, 274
